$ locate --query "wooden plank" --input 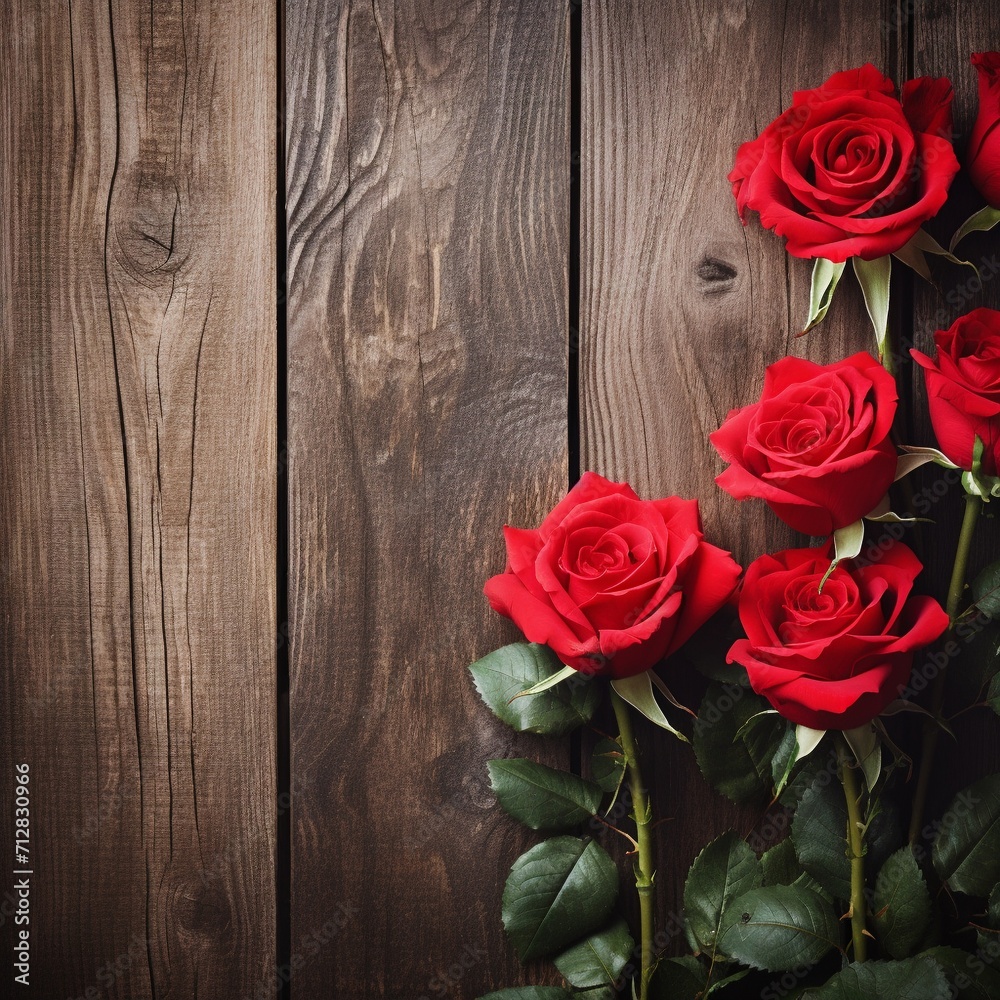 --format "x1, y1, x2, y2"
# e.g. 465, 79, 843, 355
909, 4, 1000, 823
581, 0, 901, 943
0, 3, 276, 997
286, 2, 568, 995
